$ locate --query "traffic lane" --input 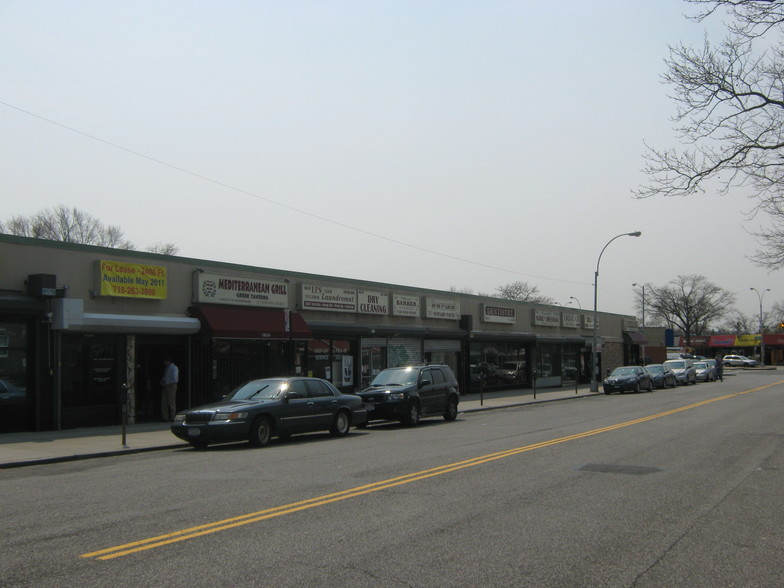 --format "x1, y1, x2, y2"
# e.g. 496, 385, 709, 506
1, 373, 782, 586
91, 377, 784, 587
